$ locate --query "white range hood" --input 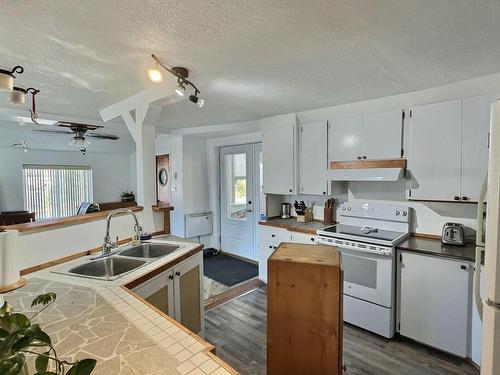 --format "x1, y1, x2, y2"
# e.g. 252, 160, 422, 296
329, 159, 406, 182
330, 167, 404, 181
